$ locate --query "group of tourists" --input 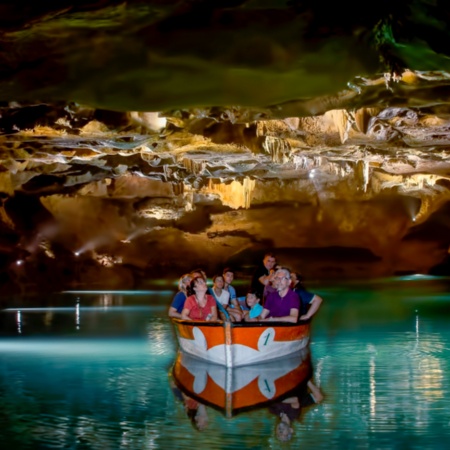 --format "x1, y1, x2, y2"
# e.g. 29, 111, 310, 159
168, 252, 323, 323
